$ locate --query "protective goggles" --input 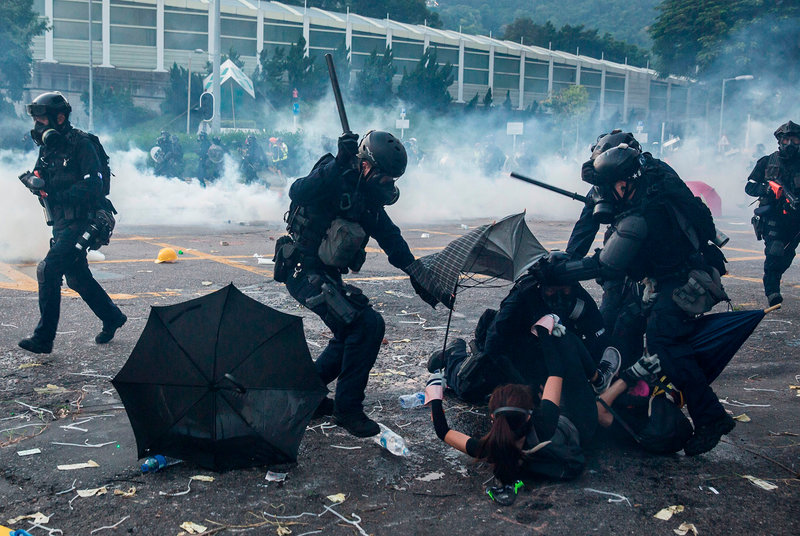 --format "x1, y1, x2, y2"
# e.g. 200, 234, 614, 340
26, 103, 49, 117
486, 480, 524, 506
